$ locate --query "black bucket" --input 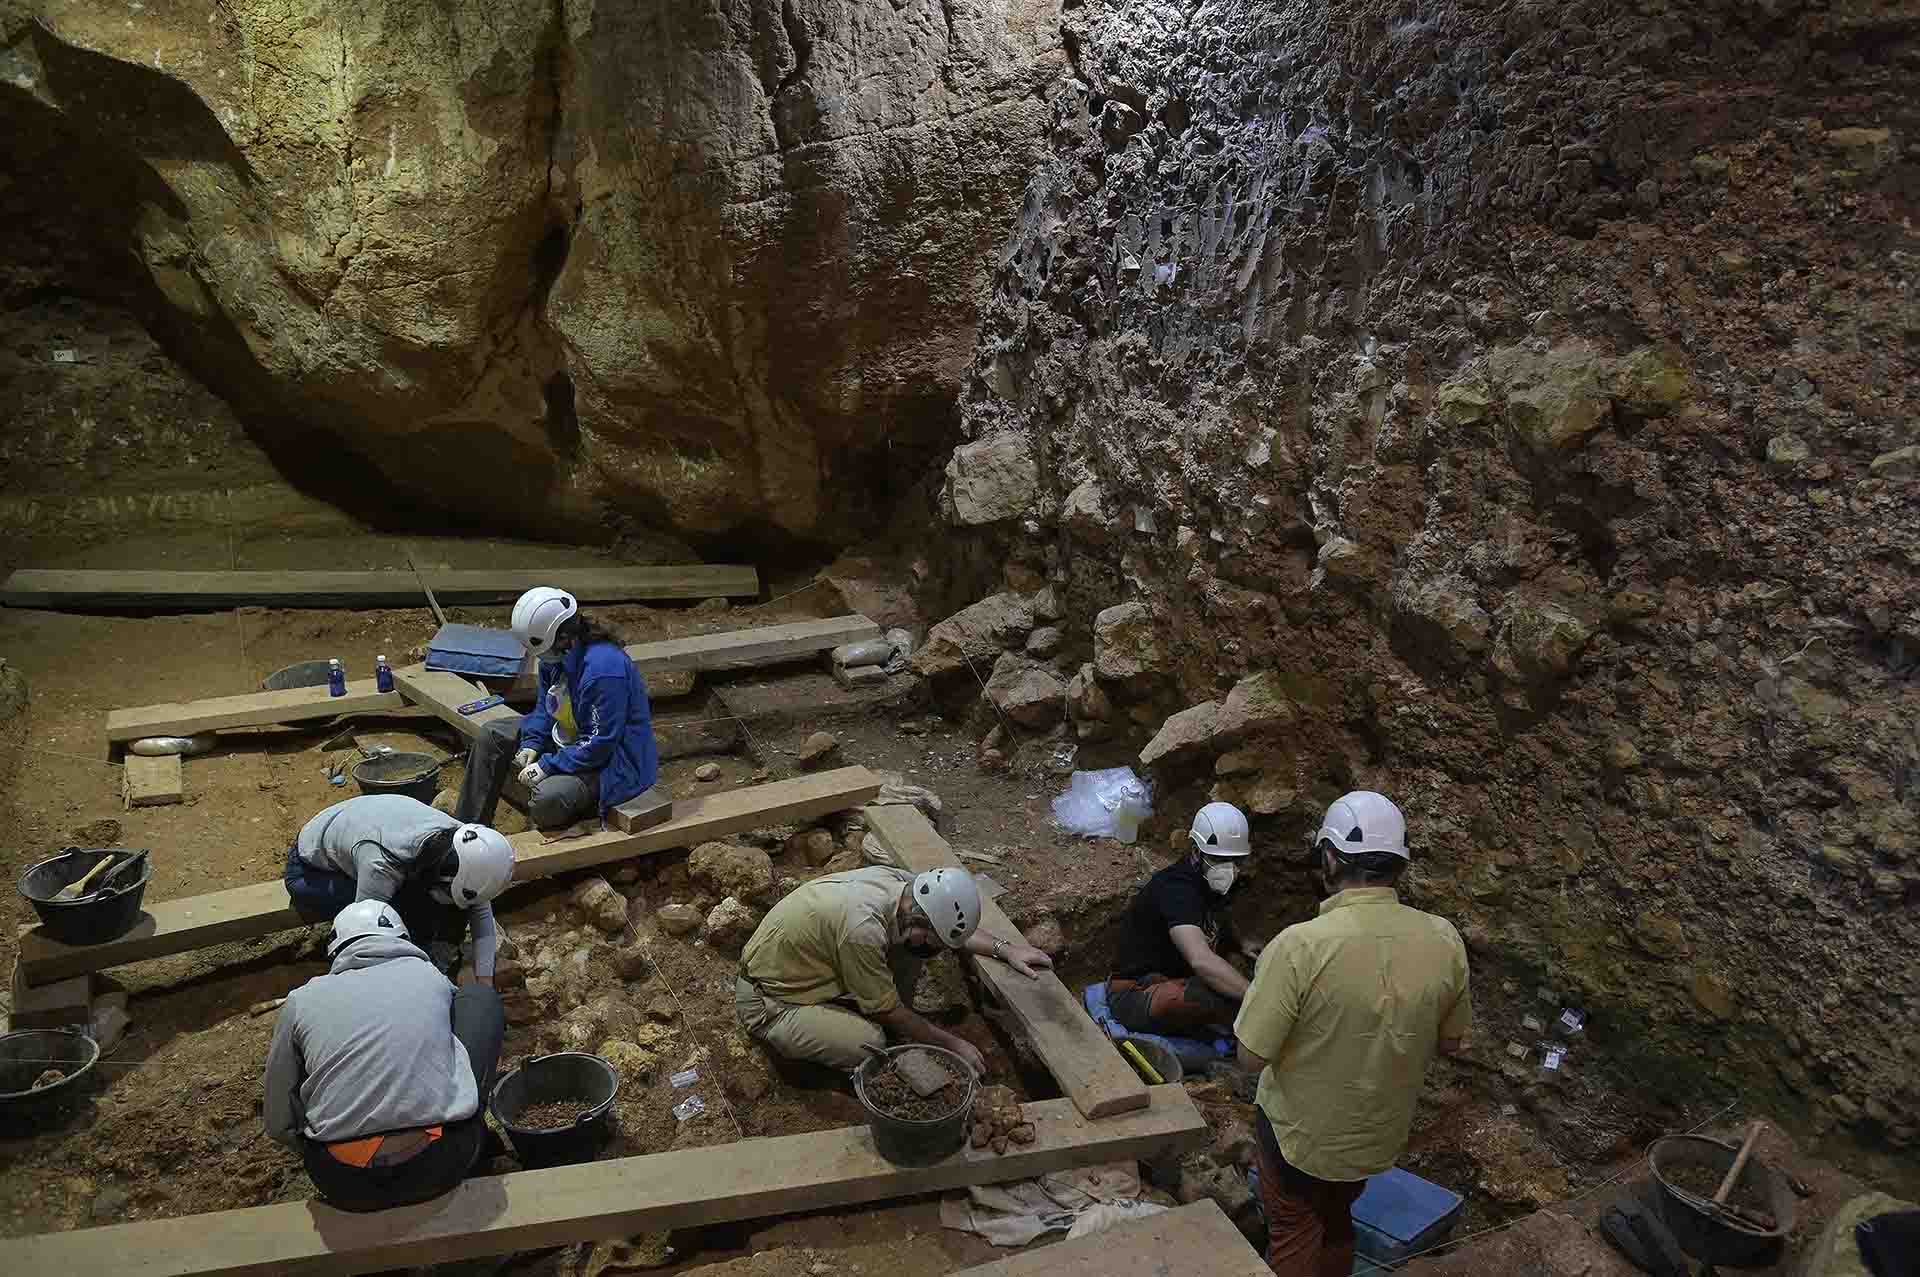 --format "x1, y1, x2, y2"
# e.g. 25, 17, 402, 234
17, 849, 154, 945
489, 1052, 619, 1169
1649, 1135, 1794, 1268
853, 1044, 978, 1166
350, 751, 443, 804
0, 1029, 101, 1132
